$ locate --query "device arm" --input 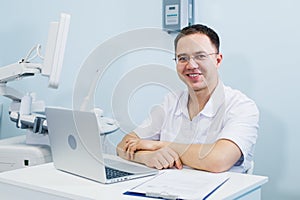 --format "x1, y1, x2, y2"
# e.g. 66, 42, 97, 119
0, 62, 41, 84
0, 60, 42, 102
0, 83, 23, 101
